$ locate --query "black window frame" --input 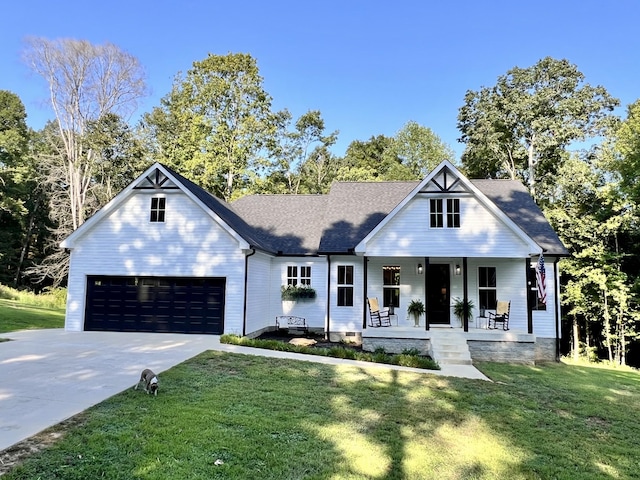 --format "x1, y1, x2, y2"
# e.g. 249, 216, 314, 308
478, 266, 497, 311
446, 198, 460, 228
382, 265, 400, 309
337, 265, 354, 307
150, 197, 166, 223
430, 199, 443, 228
528, 264, 547, 311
